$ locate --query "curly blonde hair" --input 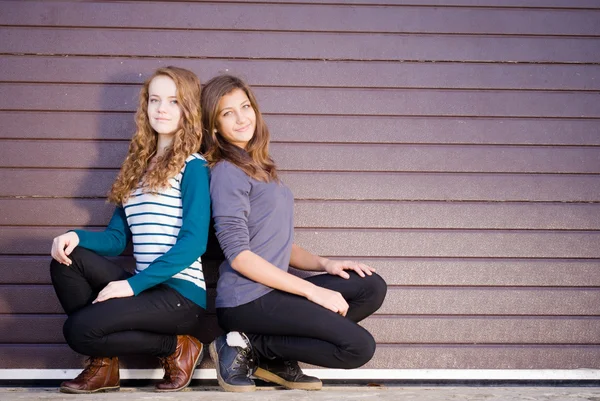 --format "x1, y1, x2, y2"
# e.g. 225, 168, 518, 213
108, 66, 202, 205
